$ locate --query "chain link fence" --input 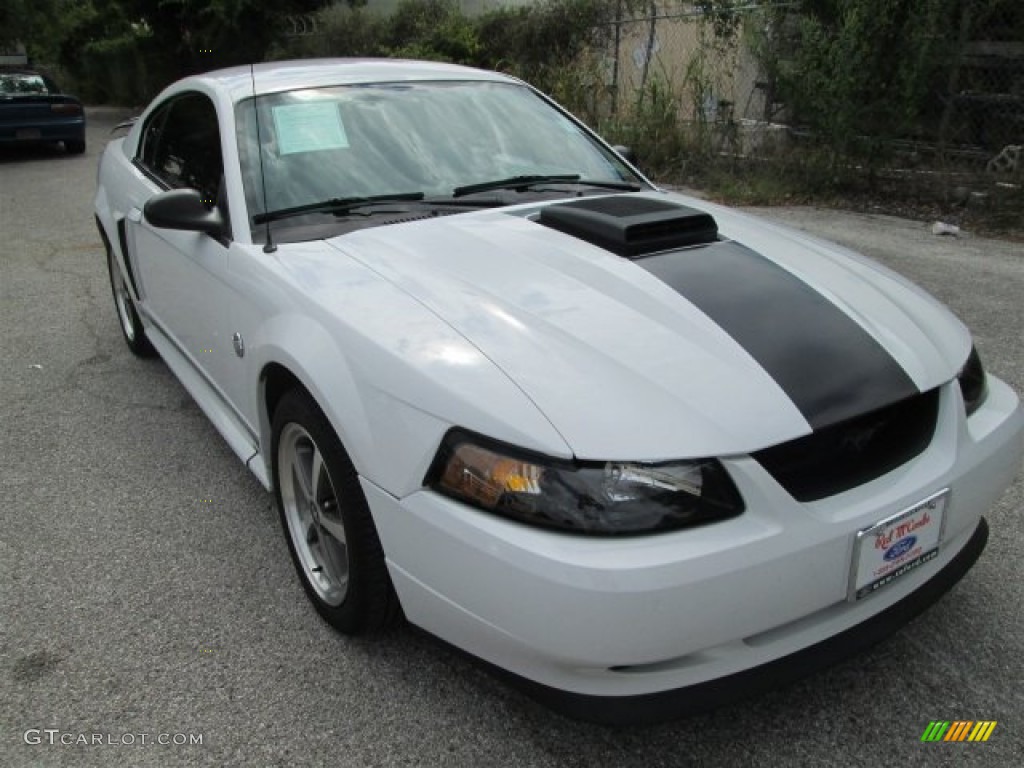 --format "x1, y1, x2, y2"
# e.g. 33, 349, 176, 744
266, 0, 1021, 226
583, 1, 1022, 219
